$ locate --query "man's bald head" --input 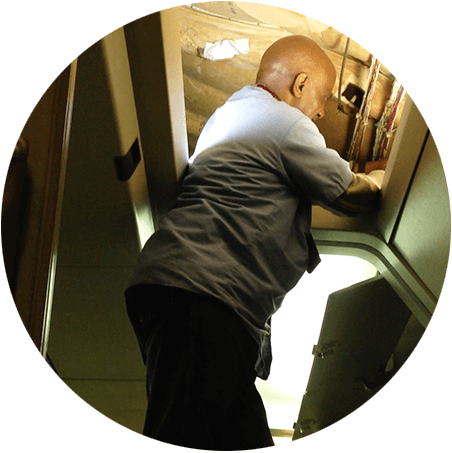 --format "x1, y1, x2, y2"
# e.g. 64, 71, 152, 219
256, 36, 336, 121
